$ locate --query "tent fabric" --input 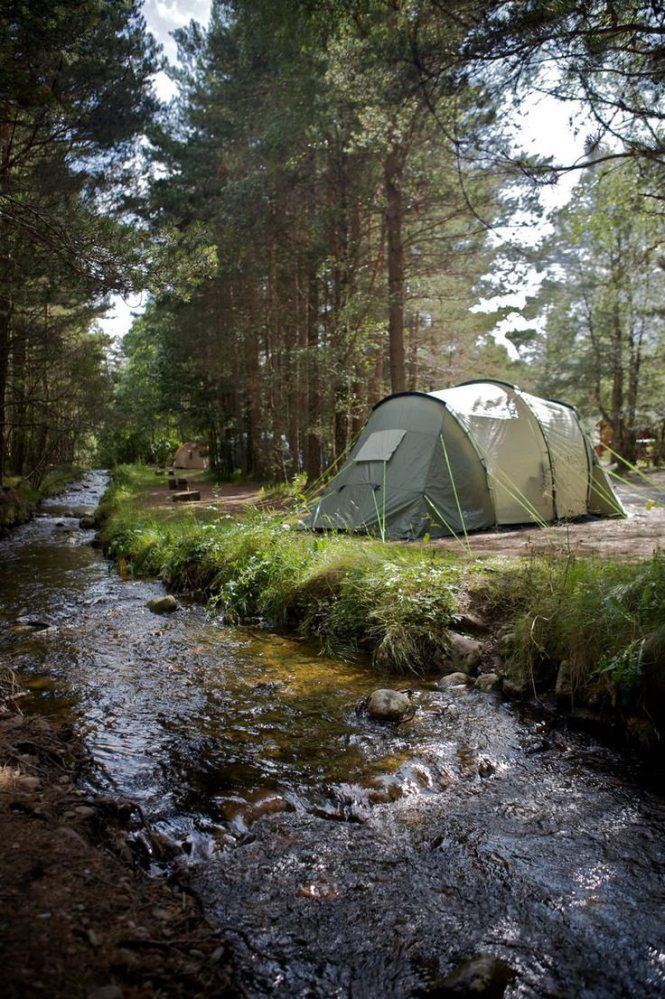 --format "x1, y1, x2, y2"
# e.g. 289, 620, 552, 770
173, 442, 207, 470
304, 380, 625, 540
